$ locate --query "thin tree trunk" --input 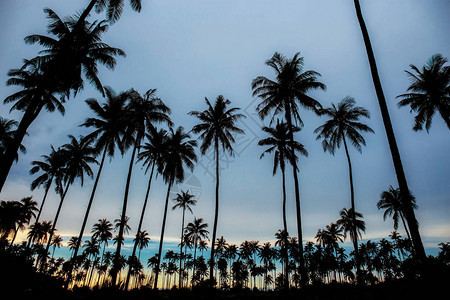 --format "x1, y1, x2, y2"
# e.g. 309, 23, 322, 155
42, 180, 71, 270
281, 167, 289, 289
342, 136, 361, 278
178, 207, 186, 288
125, 162, 155, 290
353, 0, 426, 260
77, 0, 98, 26
112, 141, 138, 286
27, 178, 53, 248
68, 146, 107, 287
154, 180, 174, 289
209, 141, 220, 284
